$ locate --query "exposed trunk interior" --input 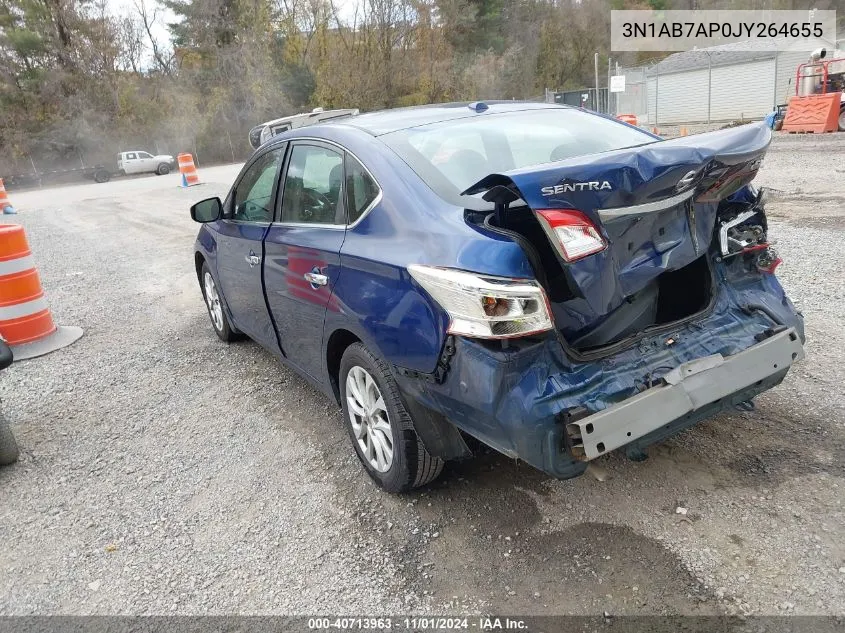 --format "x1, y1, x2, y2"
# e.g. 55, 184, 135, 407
483, 207, 713, 353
